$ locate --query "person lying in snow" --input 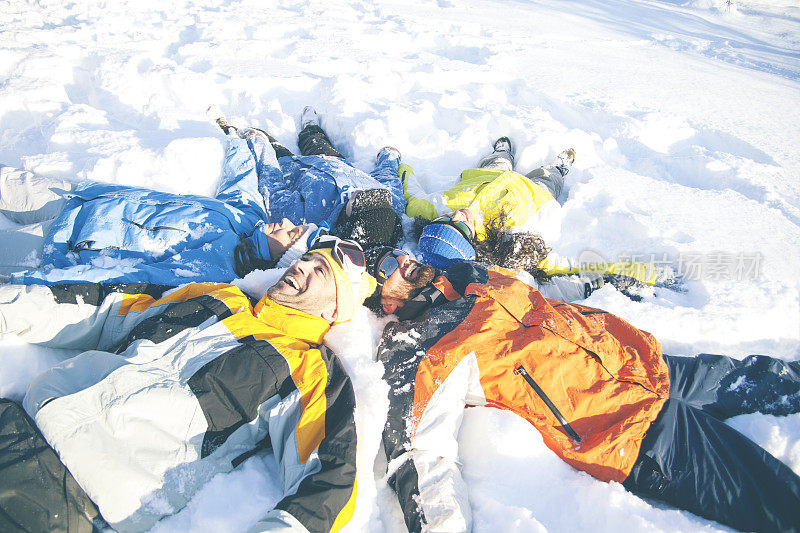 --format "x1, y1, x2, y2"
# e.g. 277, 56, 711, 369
402, 138, 677, 291
374, 259, 800, 532
403, 136, 570, 238
217, 105, 406, 277
0, 237, 376, 533
1, 106, 403, 286
409, 210, 666, 302
0, 141, 320, 285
